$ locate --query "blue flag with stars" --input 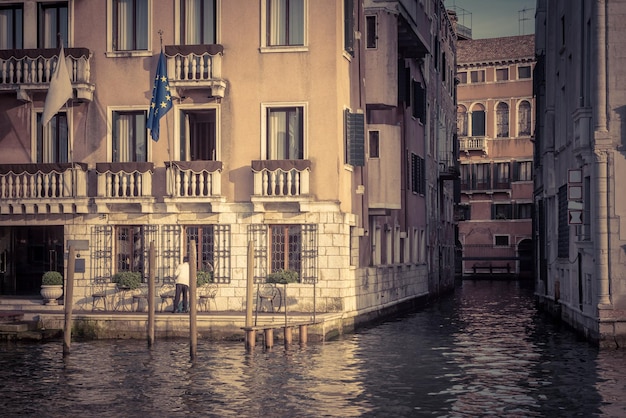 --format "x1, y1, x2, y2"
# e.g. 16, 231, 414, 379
147, 50, 172, 141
